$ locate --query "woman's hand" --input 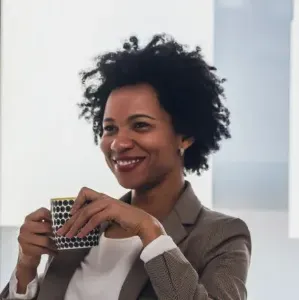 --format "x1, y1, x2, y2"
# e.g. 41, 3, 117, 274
18, 208, 58, 269
56, 187, 165, 246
